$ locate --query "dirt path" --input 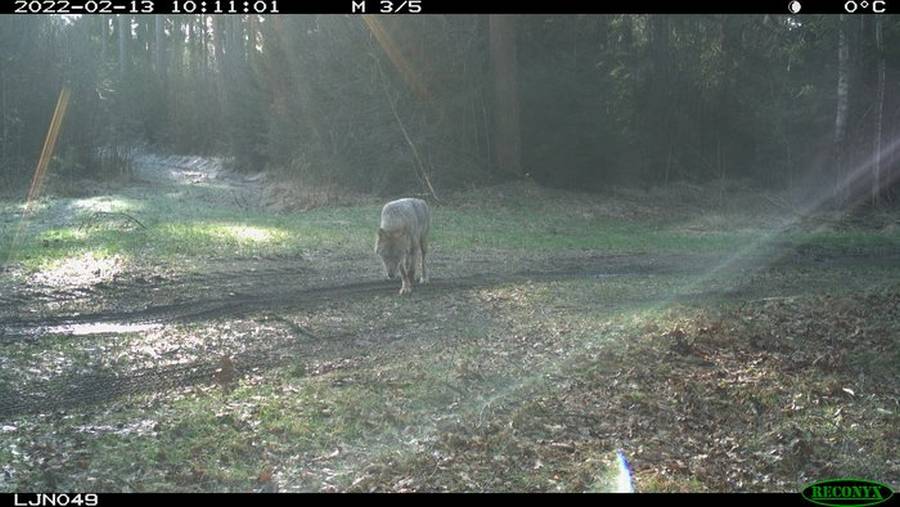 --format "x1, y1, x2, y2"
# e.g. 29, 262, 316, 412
3, 247, 898, 418
3, 244, 896, 340
0, 267, 741, 418
0, 253, 676, 337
